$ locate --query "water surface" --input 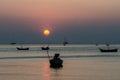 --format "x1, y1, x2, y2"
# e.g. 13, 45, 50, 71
0, 44, 120, 80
